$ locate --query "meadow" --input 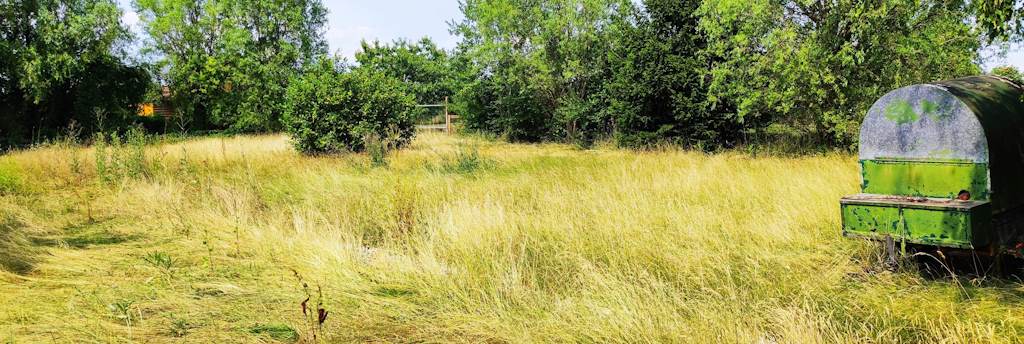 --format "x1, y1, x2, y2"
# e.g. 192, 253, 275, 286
1, 132, 1023, 343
